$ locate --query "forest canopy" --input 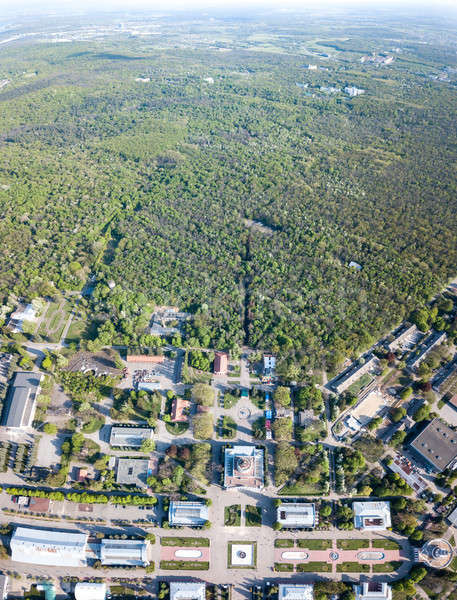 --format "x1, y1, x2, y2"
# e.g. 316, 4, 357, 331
0, 10, 456, 375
